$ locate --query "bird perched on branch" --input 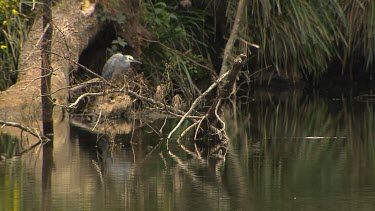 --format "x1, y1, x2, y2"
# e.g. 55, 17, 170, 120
101, 53, 142, 81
